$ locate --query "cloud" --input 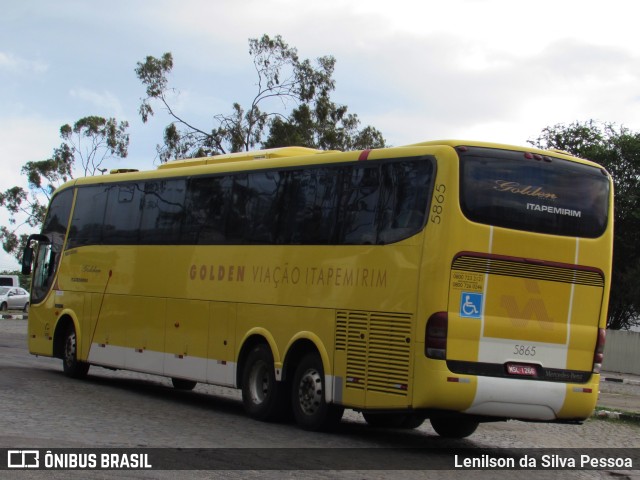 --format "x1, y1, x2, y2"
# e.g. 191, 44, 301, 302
334, 28, 640, 146
69, 88, 125, 117
0, 52, 48, 75
0, 117, 62, 271
0, 117, 62, 189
